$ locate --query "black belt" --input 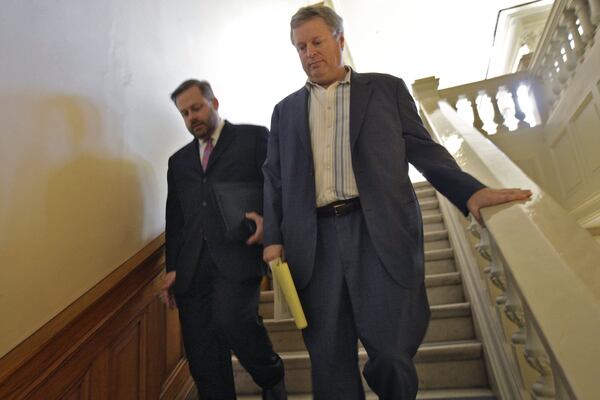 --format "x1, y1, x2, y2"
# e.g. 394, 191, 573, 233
316, 197, 361, 218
